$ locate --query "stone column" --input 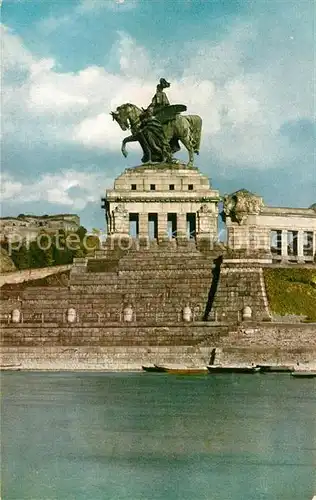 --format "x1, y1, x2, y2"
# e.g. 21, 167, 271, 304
297, 230, 305, 262
177, 213, 187, 239
226, 224, 234, 249
138, 213, 148, 238
281, 230, 288, 260
112, 203, 129, 236
197, 205, 217, 249
138, 212, 149, 247
157, 213, 168, 241
262, 229, 271, 254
